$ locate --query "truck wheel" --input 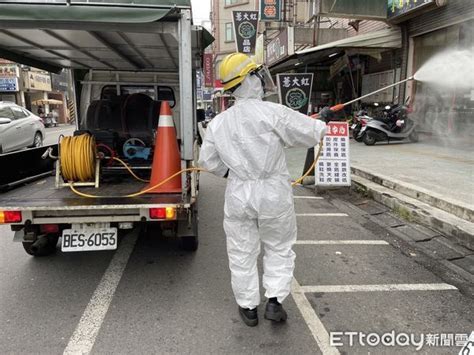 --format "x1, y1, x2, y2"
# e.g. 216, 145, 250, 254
22, 234, 59, 256
179, 236, 198, 251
